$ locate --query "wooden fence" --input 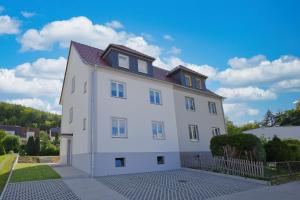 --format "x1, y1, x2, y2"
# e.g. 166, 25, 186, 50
183, 155, 264, 178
